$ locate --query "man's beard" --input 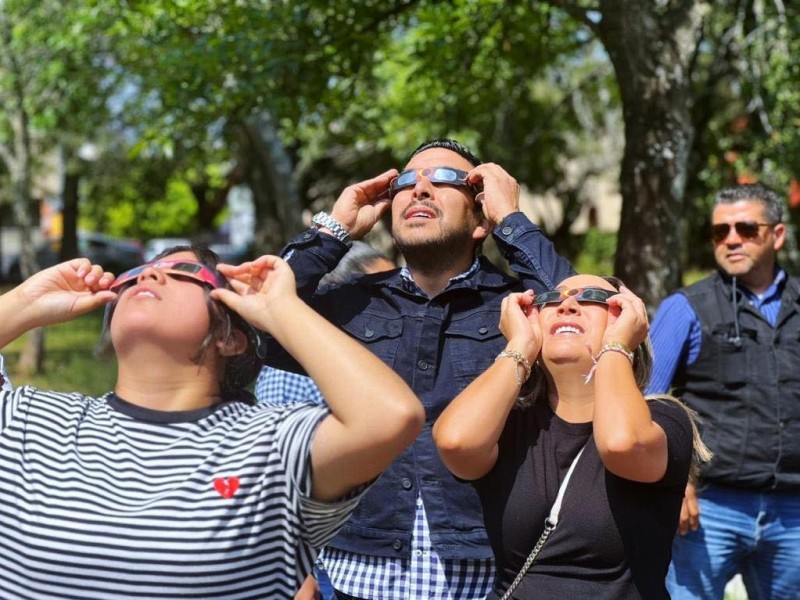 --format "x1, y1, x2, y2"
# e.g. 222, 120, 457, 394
393, 220, 477, 273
